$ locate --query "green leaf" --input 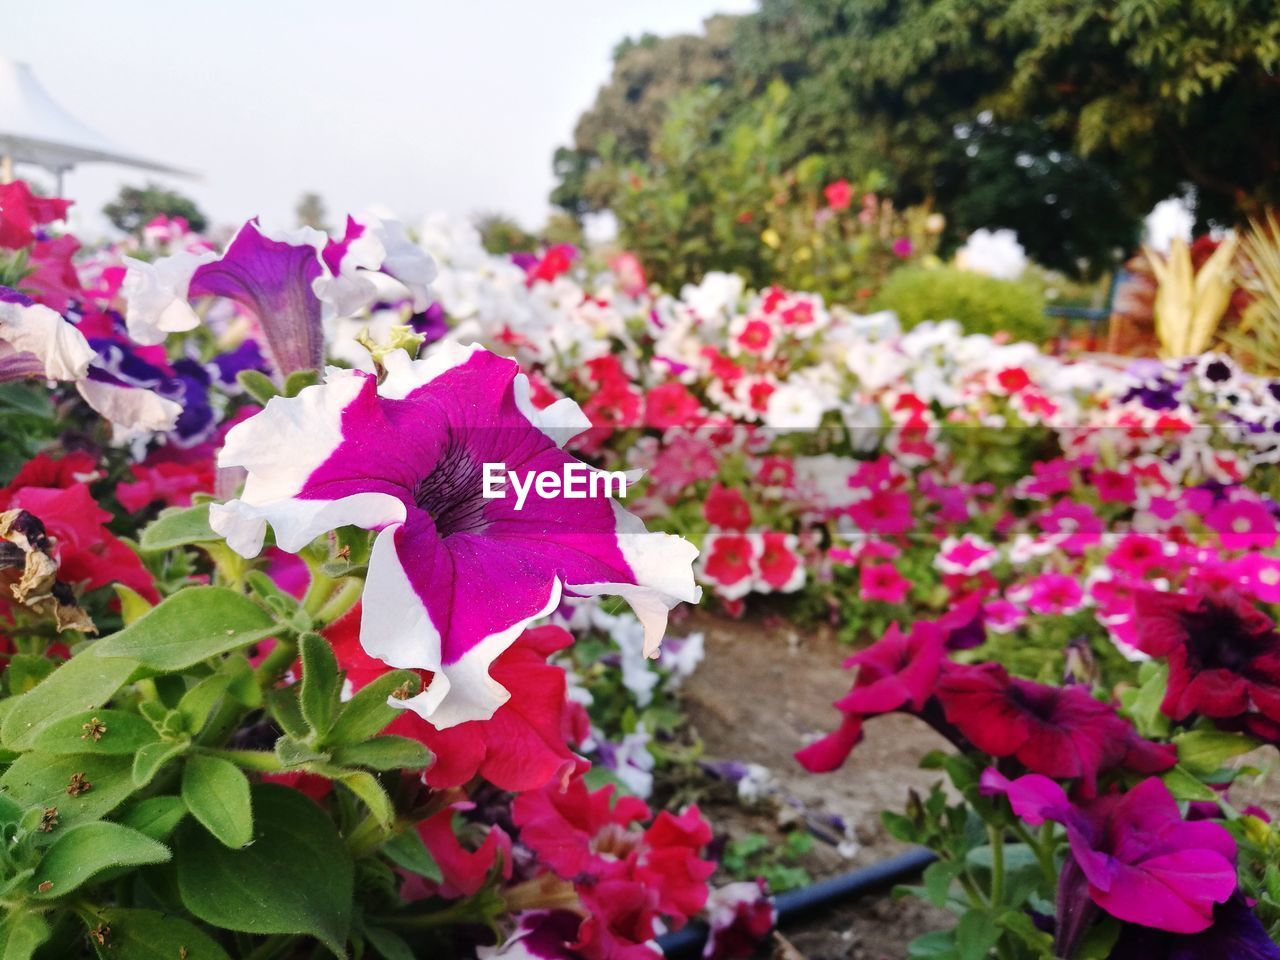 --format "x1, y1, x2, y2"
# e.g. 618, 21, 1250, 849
93, 587, 277, 672
31, 821, 170, 899
0, 910, 50, 960
382, 827, 442, 883
327, 670, 421, 744
955, 910, 1000, 960
112, 585, 154, 625
331, 736, 432, 772
267, 687, 309, 740
0, 753, 137, 829
1, 653, 139, 750
275, 736, 328, 767
1161, 764, 1220, 802
237, 369, 280, 406
921, 860, 961, 908
907, 929, 956, 958
300, 632, 341, 738
117, 796, 188, 842
178, 658, 254, 733
181, 755, 253, 849
2, 653, 55, 696
33, 709, 159, 756
88, 908, 231, 960
175, 784, 353, 957
334, 770, 394, 827
139, 504, 219, 552
1175, 729, 1261, 776
1121, 660, 1170, 738
133, 742, 189, 788
364, 926, 415, 960
283, 369, 320, 397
